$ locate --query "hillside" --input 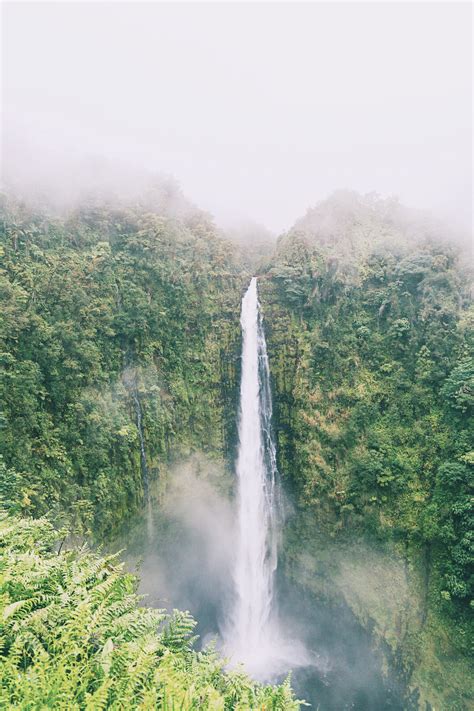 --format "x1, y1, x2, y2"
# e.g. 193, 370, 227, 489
260, 191, 473, 709
0, 192, 246, 538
